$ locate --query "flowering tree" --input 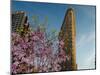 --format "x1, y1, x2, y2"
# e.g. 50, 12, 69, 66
11, 16, 67, 74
